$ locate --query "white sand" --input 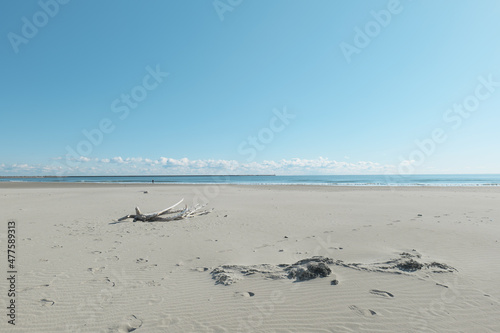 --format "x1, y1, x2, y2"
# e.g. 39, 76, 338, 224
0, 183, 499, 332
